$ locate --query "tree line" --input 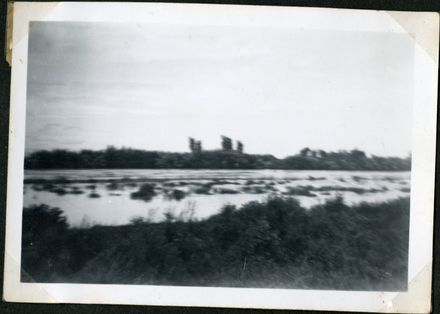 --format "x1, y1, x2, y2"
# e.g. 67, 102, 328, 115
189, 135, 243, 154
24, 146, 411, 171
